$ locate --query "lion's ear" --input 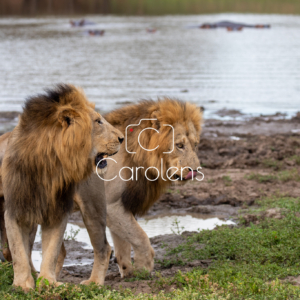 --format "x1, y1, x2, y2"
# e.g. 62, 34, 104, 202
150, 110, 161, 130
58, 109, 79, 127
